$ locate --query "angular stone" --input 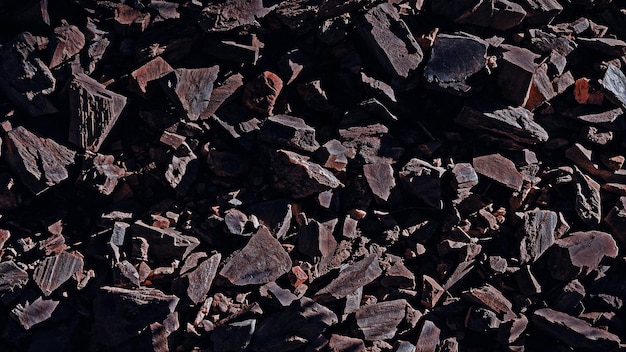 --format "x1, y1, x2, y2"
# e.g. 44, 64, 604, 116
274, 0, 367, 32
128, 57, 174, 98
176, 253, 220, 304
278, 49, 308, 85
11, 297, 59, 330
415, 320, 441, 352
34, 251, 84, 296
421, 275, 445, 309
518, 0, 562, 25
0, 32, 57, 116
69, 73, 127, 152
491, 0, 527, 30
270, 149, 343, 199
574, 78, 604, 105
202, 73, 244, 118
363, 163, 396, 202
361, 72, 397, 103
497, 315, 528, 344
113, 4, 150, 34
164, 144, 198, 196
329, 334, 366, 352
131, 221, 200, 262
399, 159, 445, 209
561, 106, 623, 125
604, 196, 626, 244
315, 254, 382, 302
424, 33, 487, 95
574, 167, 601, 227
357, 3, 423, 81
601, 64, 626, 109
455, 103, 548, 144
160, 66, 219, 121
0, 261, 29, 304
355, 299, 407, 341
246, 199, 292, 239
94, 287, 179, 346
211, 319, 256, 351
198, 0, 268, 33
466, 307, 501, 333
517, 210, 557, 264
473, 154, 524, 191
297, 80, 333, 113
497, 45, 540, 106
532, 308, 620, 351
260, 115, 320, 153
49, 21, 85, 68
4, 126, 76, 195
297, 219, 337, 261
83, 19, 111, 74
78, 154, 126, 196
220, 227, 292, 286
242, 71, 283, 115
203, 38, 259, 65
381, 260, 415, 289
461, 284, 515, 320
317, 139, 352, 172
525, 63, 556, 111
548, 231, 618, 281
578, 37, 626, 57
